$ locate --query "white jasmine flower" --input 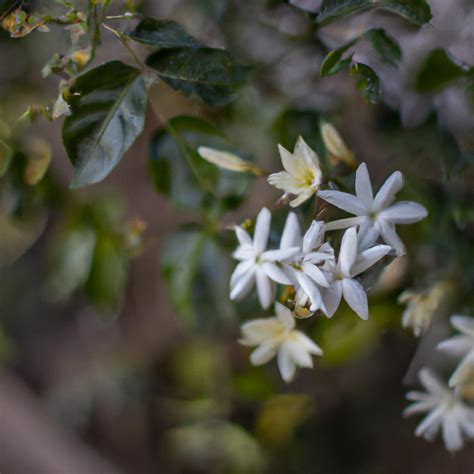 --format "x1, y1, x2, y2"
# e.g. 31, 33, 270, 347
437, 315, 474, 387
320, 122, 355, 167
230, 207, 299, 309
318, 163, 427, 256
279, 213, 333, 313
398, 282, 449, 337
197, 147, 264, 176
268, 136, 322, 208
239, 302, 323, 382
320, 227, 391, 319
404, 368, 474, 452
